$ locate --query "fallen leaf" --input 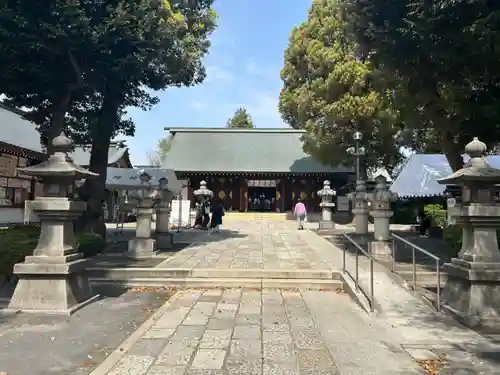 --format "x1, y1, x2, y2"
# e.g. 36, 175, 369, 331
77, 362, 93, 367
